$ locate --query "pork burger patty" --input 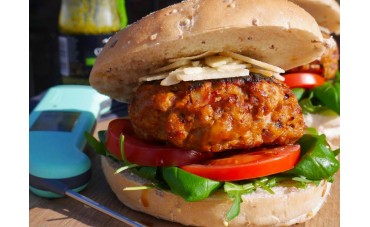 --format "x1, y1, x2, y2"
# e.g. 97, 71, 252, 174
129, 73, 305, 152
